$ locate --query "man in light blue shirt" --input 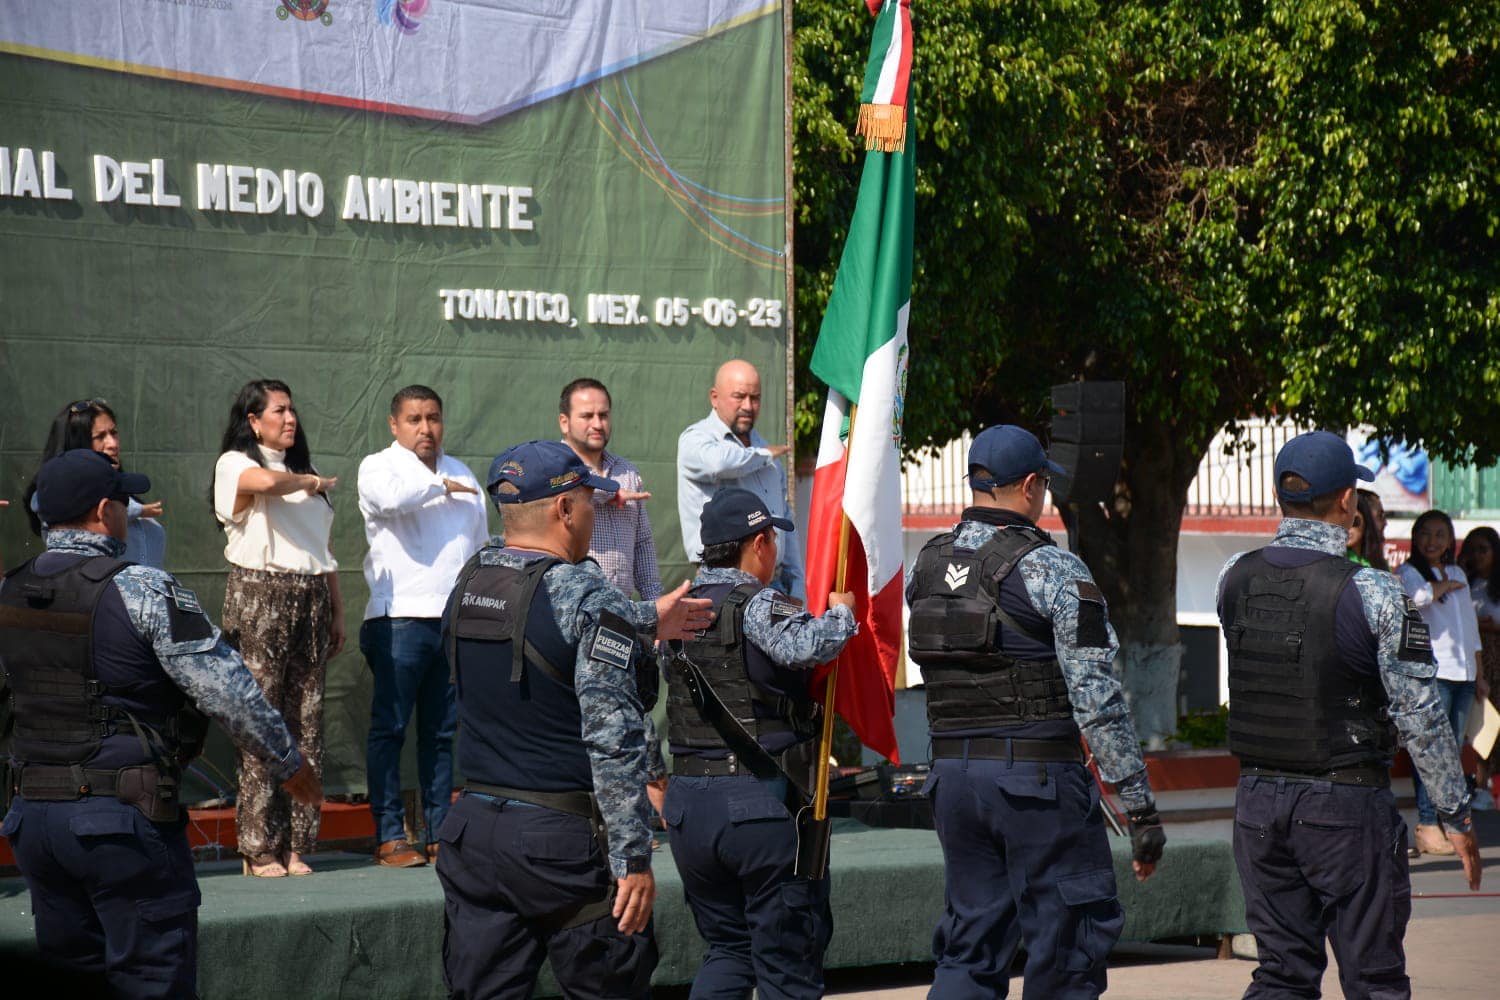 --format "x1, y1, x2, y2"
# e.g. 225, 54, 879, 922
677, 360, 804, 600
